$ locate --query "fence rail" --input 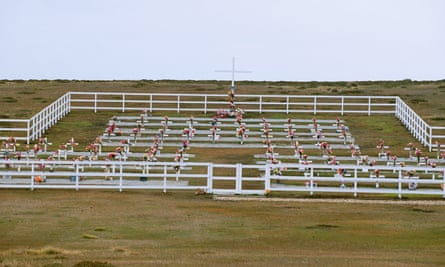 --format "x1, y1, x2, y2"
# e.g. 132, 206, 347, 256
69, 92, 397, 115
0, 91, 444, 151
1, 159, 444, 198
